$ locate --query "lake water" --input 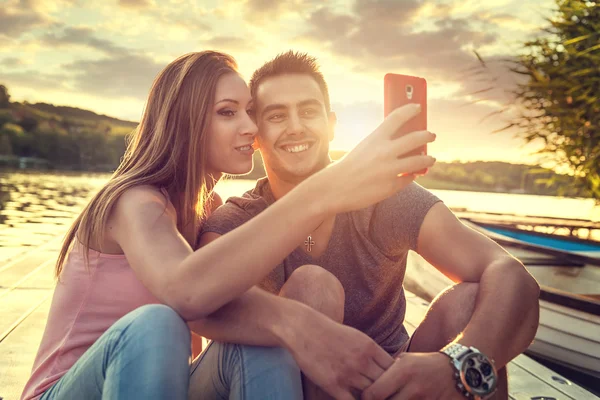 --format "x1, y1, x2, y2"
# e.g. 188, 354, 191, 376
1, 171, 599, 263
